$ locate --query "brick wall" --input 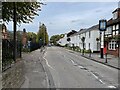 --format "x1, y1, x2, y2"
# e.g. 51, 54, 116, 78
2, 59, 25, 88
107, 48, 119, 57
